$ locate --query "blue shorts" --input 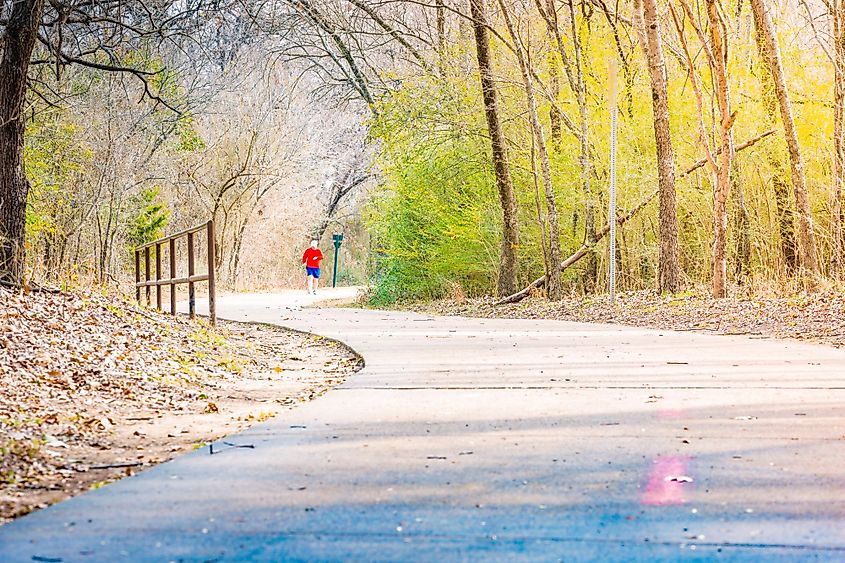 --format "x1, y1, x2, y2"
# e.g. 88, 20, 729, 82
306, 267, 320, 279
